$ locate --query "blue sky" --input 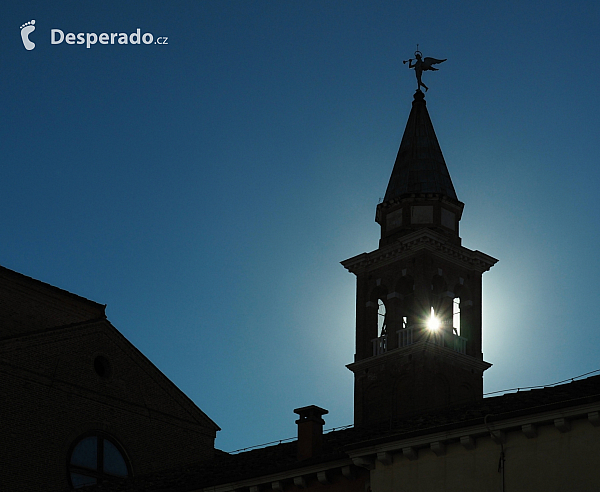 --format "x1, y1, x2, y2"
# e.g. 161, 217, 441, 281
2, 1, 600, 452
